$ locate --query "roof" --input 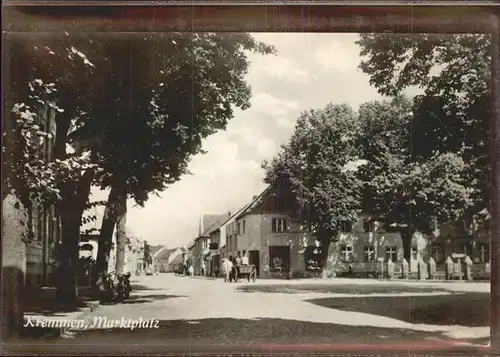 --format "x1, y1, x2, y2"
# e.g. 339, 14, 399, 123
199, 214, 230, 237
201, 213, 232, 237
209, 189, 270, 231
169, 251, 184, 265
234, 186, 271, 220
149, 245, 164, 257
155, 248, 177, 260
